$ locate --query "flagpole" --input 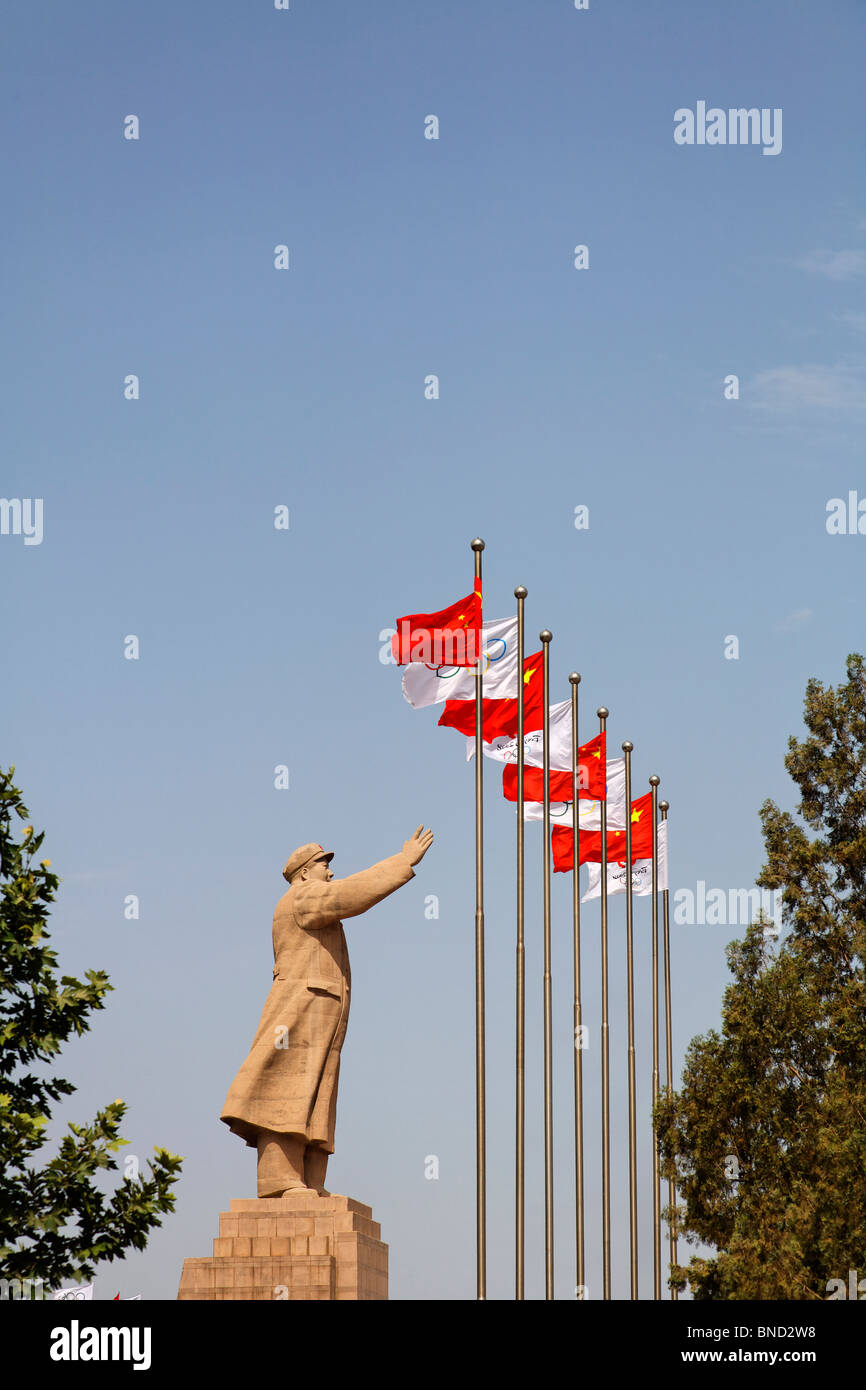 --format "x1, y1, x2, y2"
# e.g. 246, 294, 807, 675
515, 585, 527, 1301
622, 741, 638, 1300
540, 630, 554, 1299
471, 537, 486, 1301
649, 773, 661, 1300
660, 798, 678, 1299
569, 673, 585, 1299
597, 704, 611, 1300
